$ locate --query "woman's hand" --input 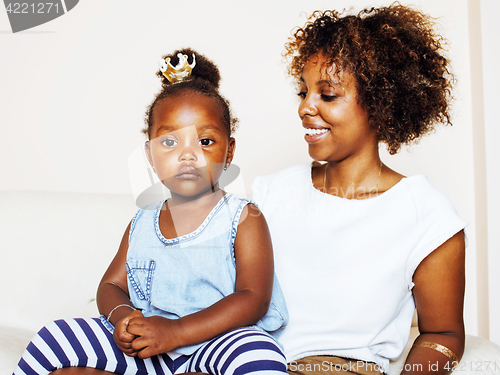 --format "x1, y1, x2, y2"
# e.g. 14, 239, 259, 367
113, 309, 144, 356
126, 314, 182, 359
